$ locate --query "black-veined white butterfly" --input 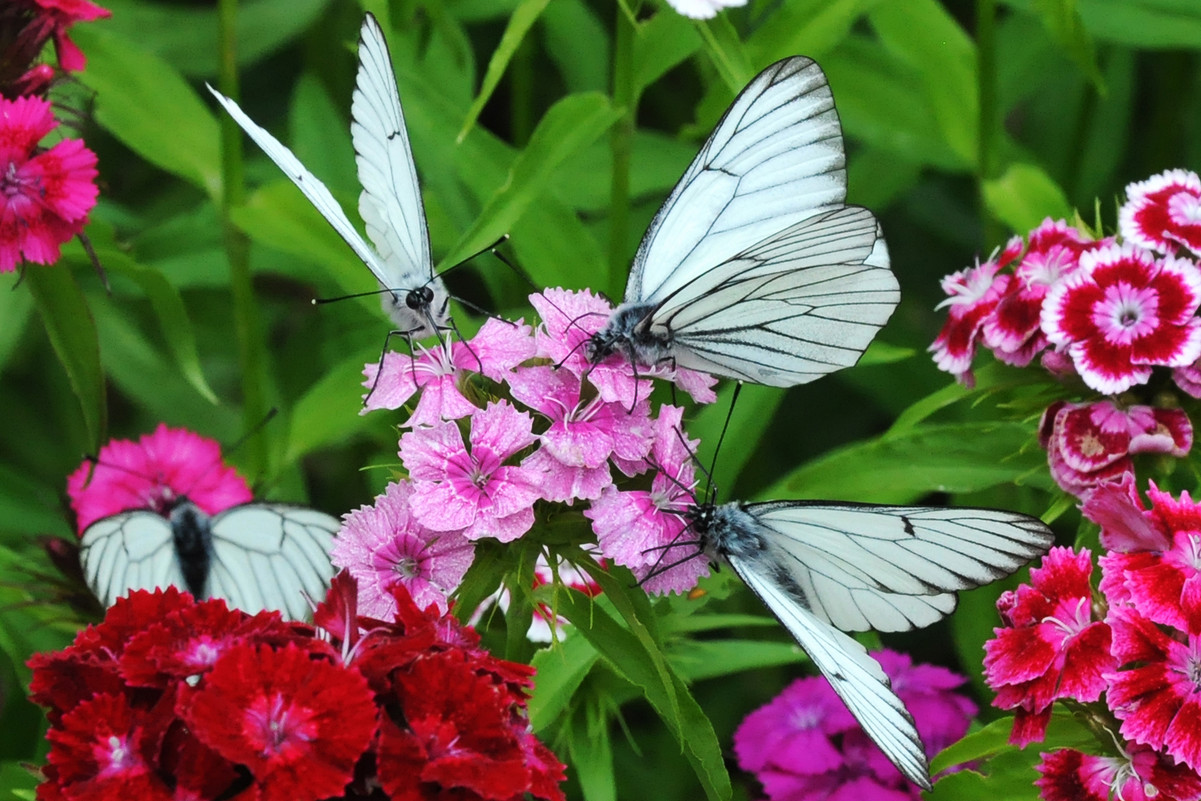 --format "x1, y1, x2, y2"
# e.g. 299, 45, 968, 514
208, 13, 449, 339
588, 57, 898, 386
80, 499, 340, 622
684, 499, 1053, 788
